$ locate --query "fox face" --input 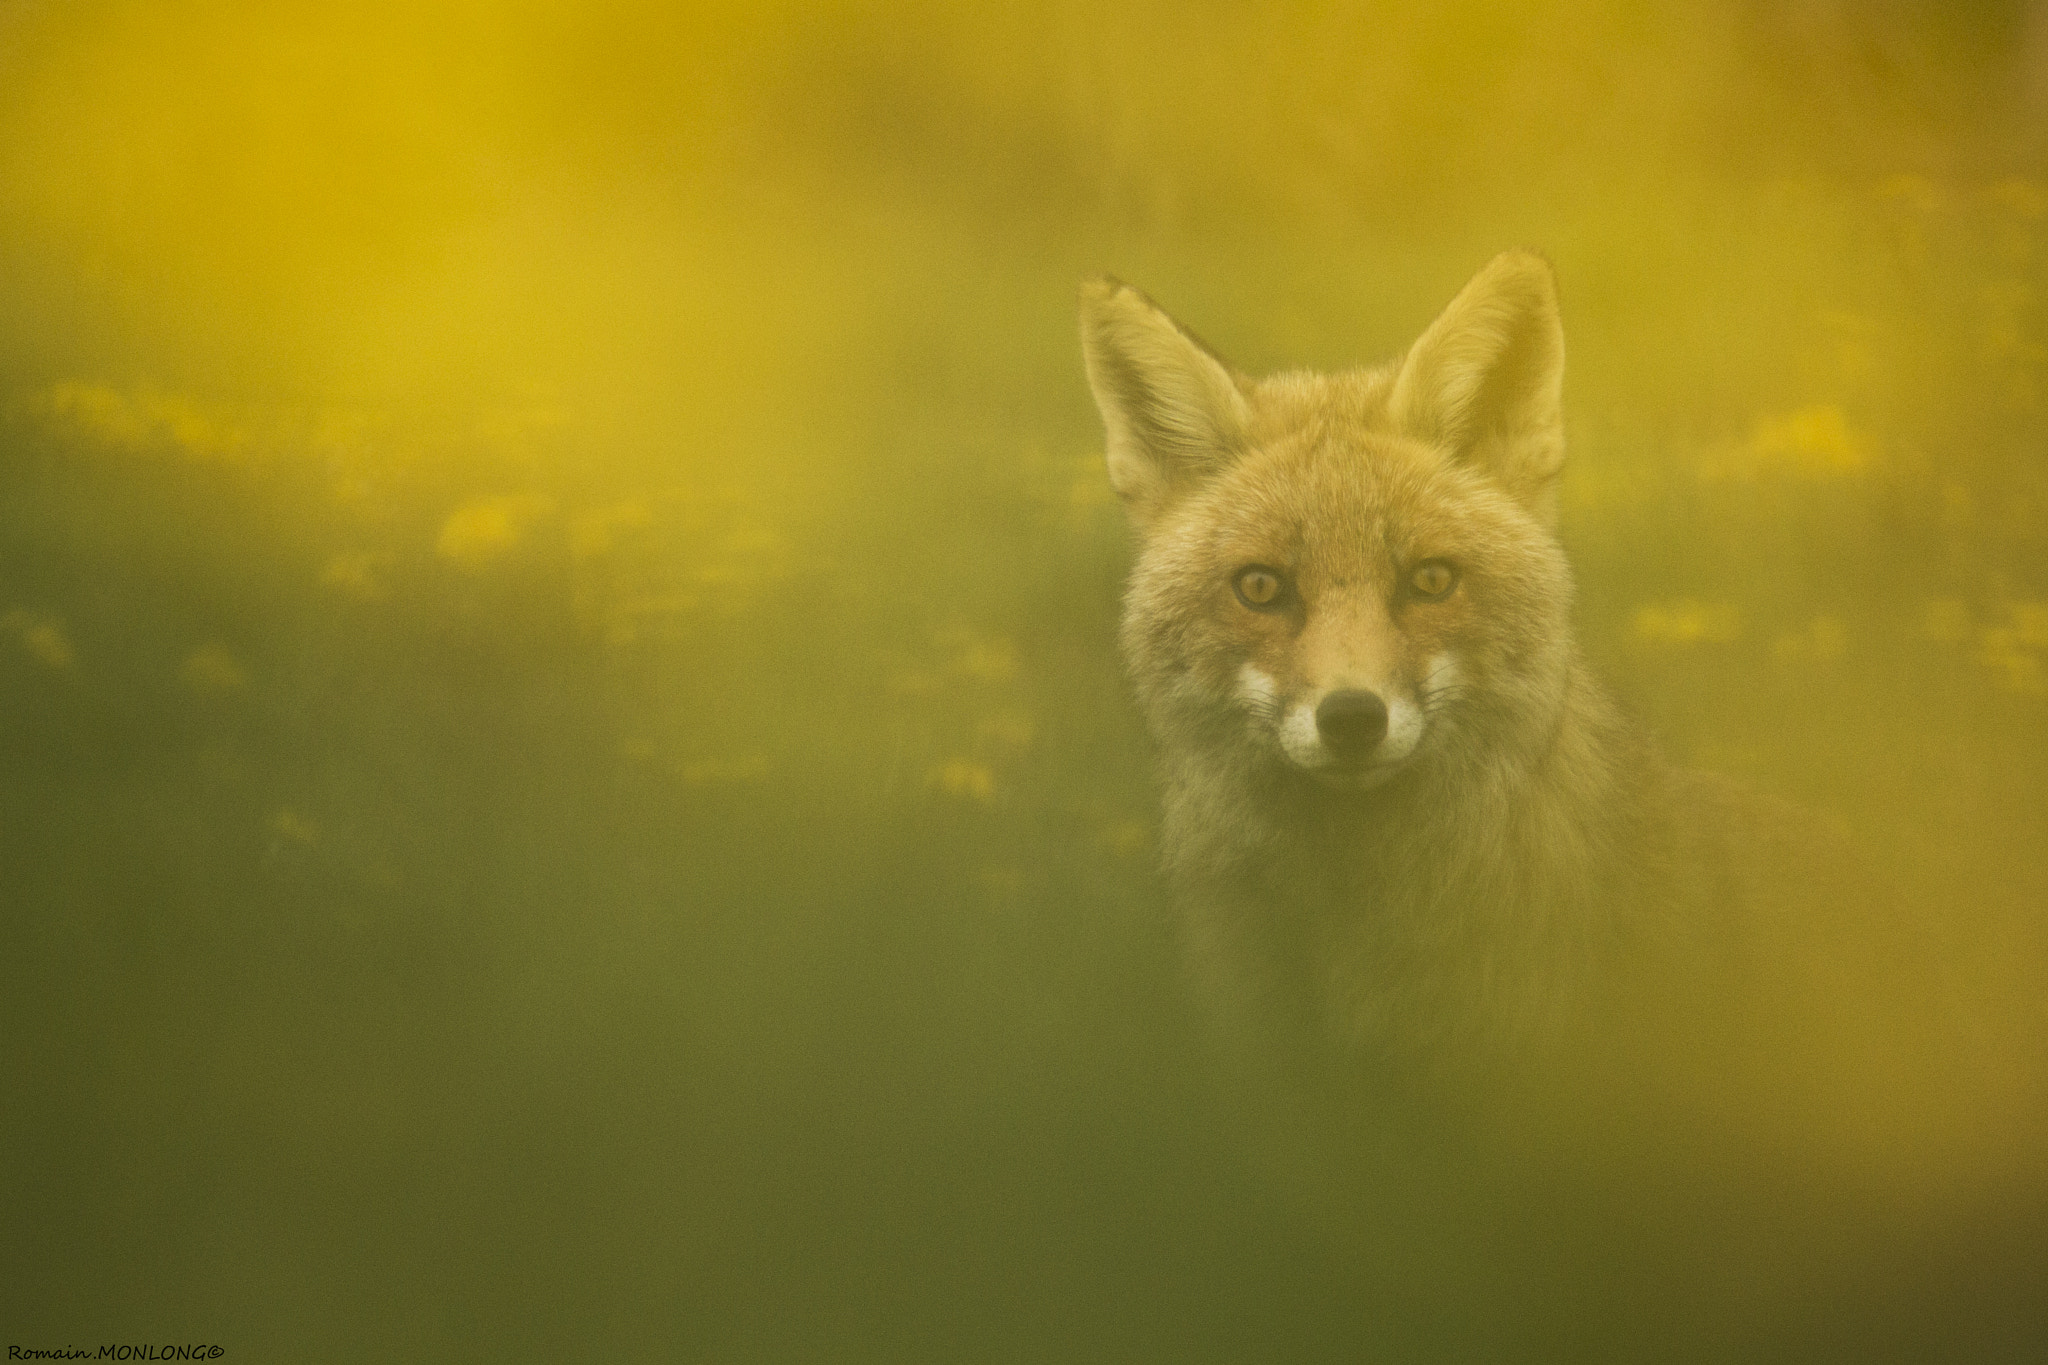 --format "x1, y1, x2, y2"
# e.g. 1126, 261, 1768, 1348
1082, 253, 1577, 794
1126, 429, 1573, 790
